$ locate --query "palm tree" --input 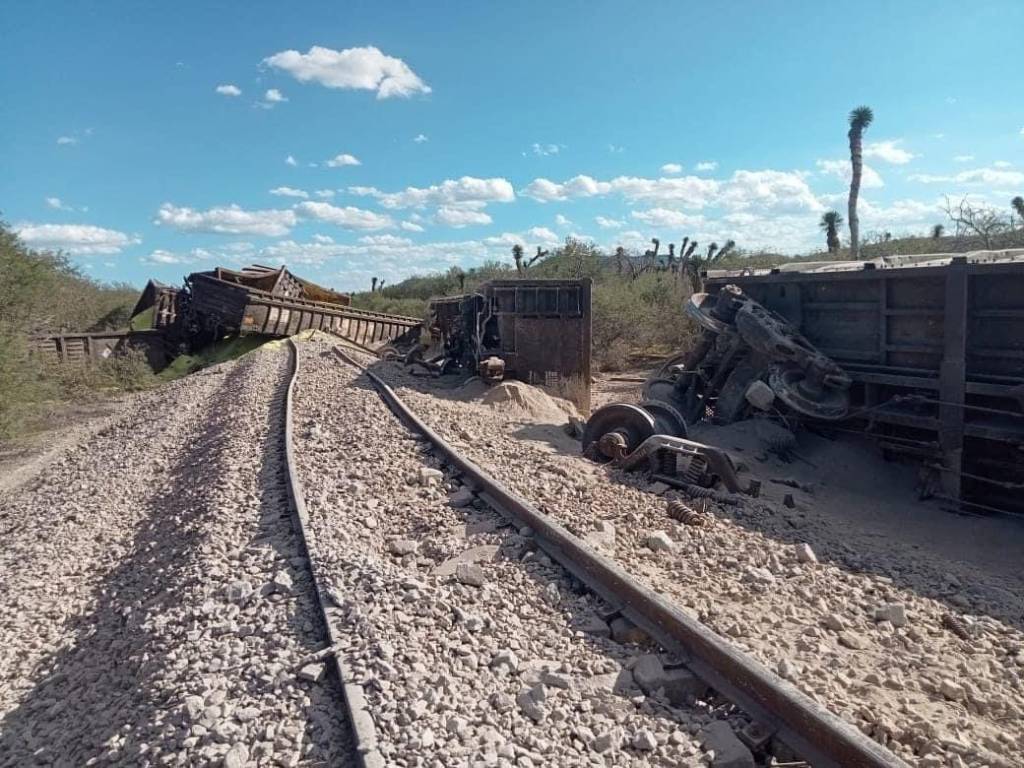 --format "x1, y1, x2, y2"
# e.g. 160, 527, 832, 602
931, 224, 944, 239
820, 210, 844, 253
1012, 196, 1024, 226
847, 106, 874, 258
